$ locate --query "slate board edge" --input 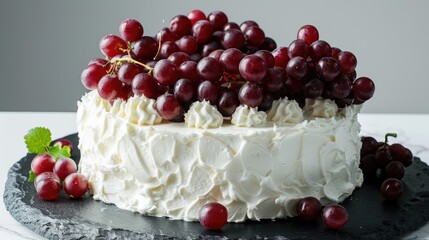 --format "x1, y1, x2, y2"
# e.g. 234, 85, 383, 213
3, 133, 429, 240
